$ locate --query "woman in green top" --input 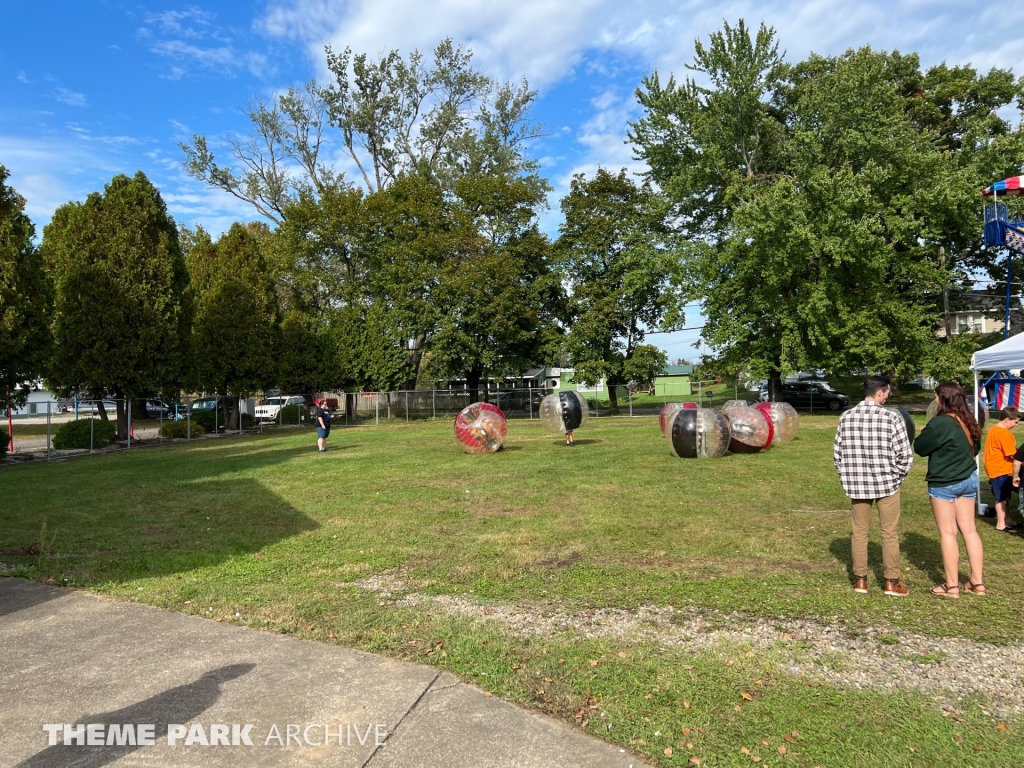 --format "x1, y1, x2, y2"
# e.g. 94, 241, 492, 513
914, 382, 984, 598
